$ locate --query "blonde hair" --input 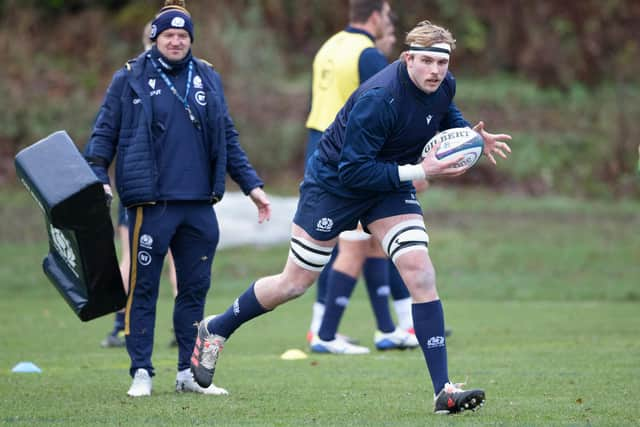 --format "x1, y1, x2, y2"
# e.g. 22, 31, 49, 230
405, 20, 456, 50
